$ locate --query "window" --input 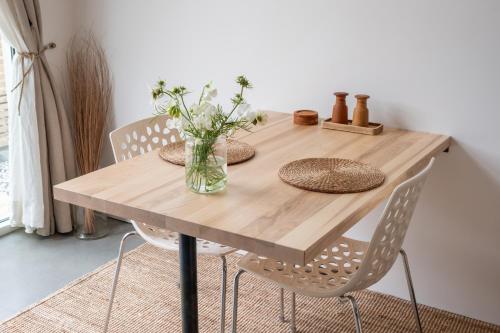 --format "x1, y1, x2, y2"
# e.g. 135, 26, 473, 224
0, 40, 8, 146
0, 35, 11, 235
